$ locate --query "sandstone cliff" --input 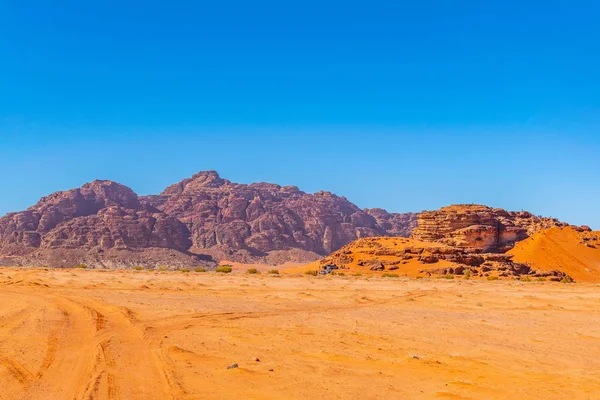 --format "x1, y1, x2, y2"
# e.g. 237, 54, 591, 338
411, 204, 568, 252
